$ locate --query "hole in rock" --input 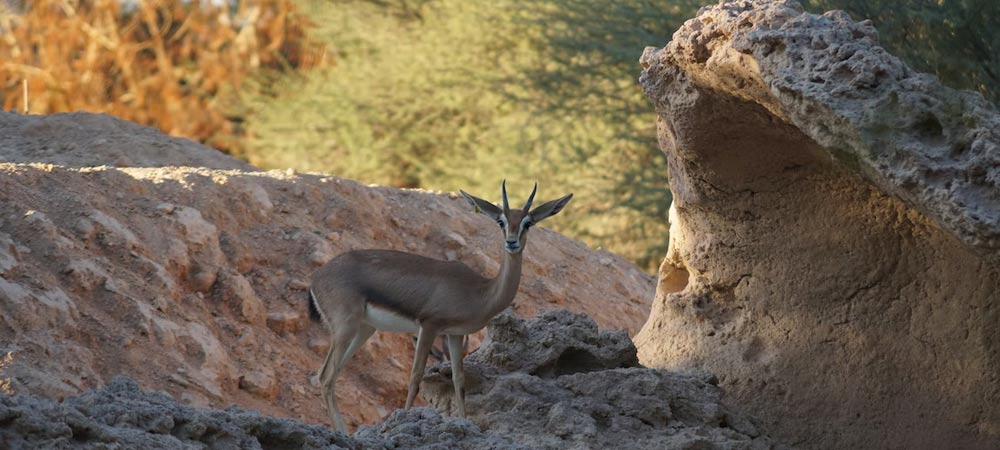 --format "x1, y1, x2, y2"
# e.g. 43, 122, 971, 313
531, 347, 622, 378
69, 423, 94, 442
914, 114, 944, 144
